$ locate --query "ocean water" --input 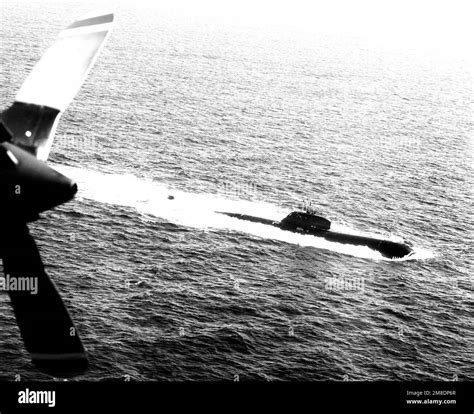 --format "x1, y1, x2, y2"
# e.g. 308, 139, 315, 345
0, 1, 472, 381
